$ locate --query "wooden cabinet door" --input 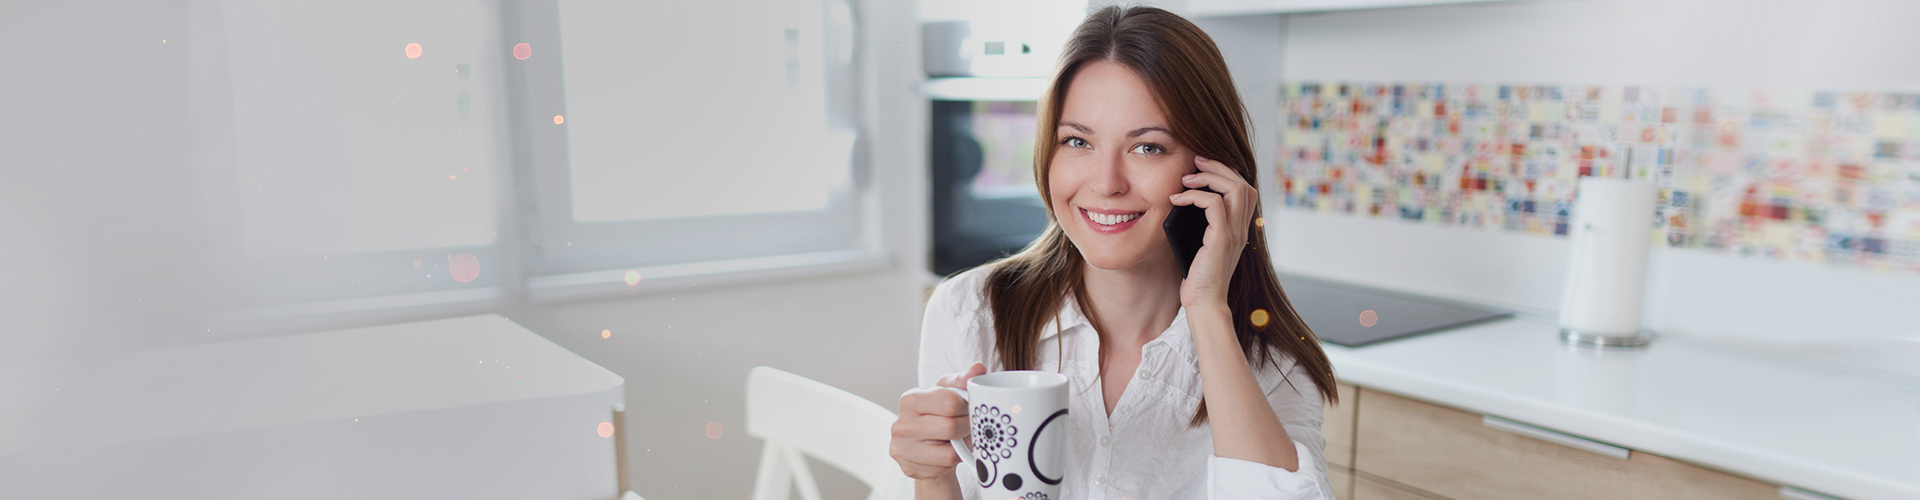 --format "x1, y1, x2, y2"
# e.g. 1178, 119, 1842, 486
1354, 388, 1778, 500
1326, 381, 1358, 469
